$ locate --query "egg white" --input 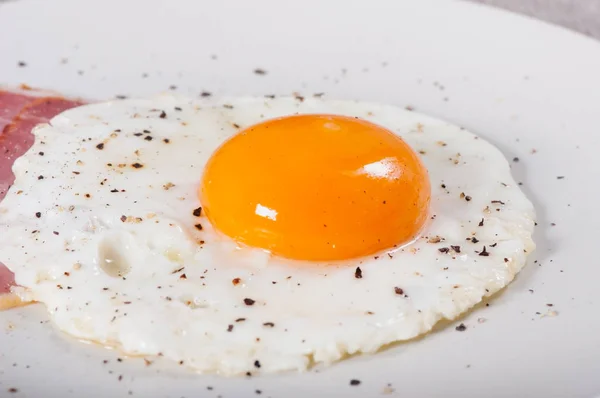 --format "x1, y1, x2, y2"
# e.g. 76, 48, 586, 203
0, 96, 535, 375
